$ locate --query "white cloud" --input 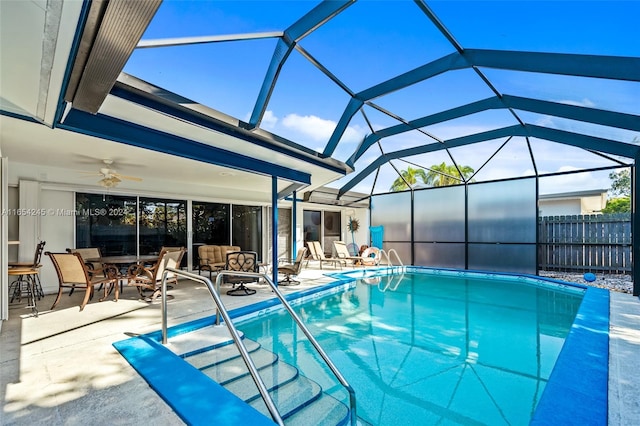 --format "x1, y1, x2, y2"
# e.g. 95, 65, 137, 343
282, 113, 336, 142
241, 109, 278, 129
535, 115, 556, 127
555, 98, 596, 108
261, 110, 278, 129
341, 124, 367, 145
